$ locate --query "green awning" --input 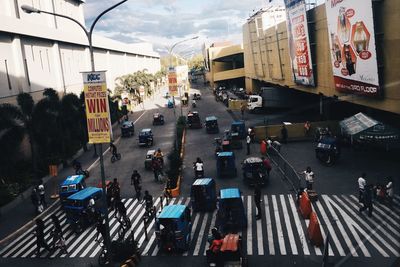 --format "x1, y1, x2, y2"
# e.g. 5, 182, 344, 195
339, 113, 379, 136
